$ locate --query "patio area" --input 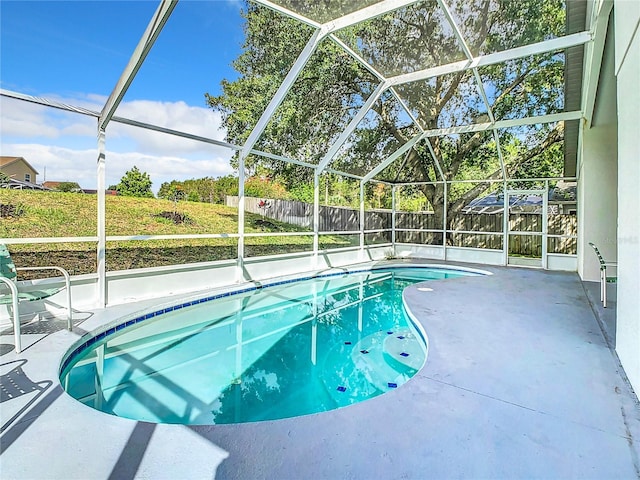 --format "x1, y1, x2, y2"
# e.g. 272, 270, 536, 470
1, 261, 638, 479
